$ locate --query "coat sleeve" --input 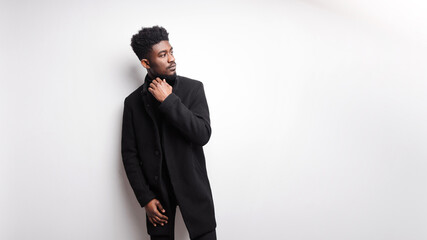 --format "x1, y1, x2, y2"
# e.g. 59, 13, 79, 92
121, 99, 156, 208
158, 82, 212, 146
